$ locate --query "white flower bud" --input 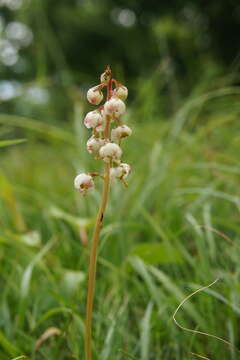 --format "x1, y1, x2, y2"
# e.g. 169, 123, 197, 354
104, 97, 126, 117
74, 173, 94, 195
87, 87, 103, 105
111, 125, 132, 142
110, 163, 131, 180
110, 167, 123, 179
99, 142, 122, 162
113, 86, 128, 101
86, 136, 105, 154
84, 110, 103, 129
